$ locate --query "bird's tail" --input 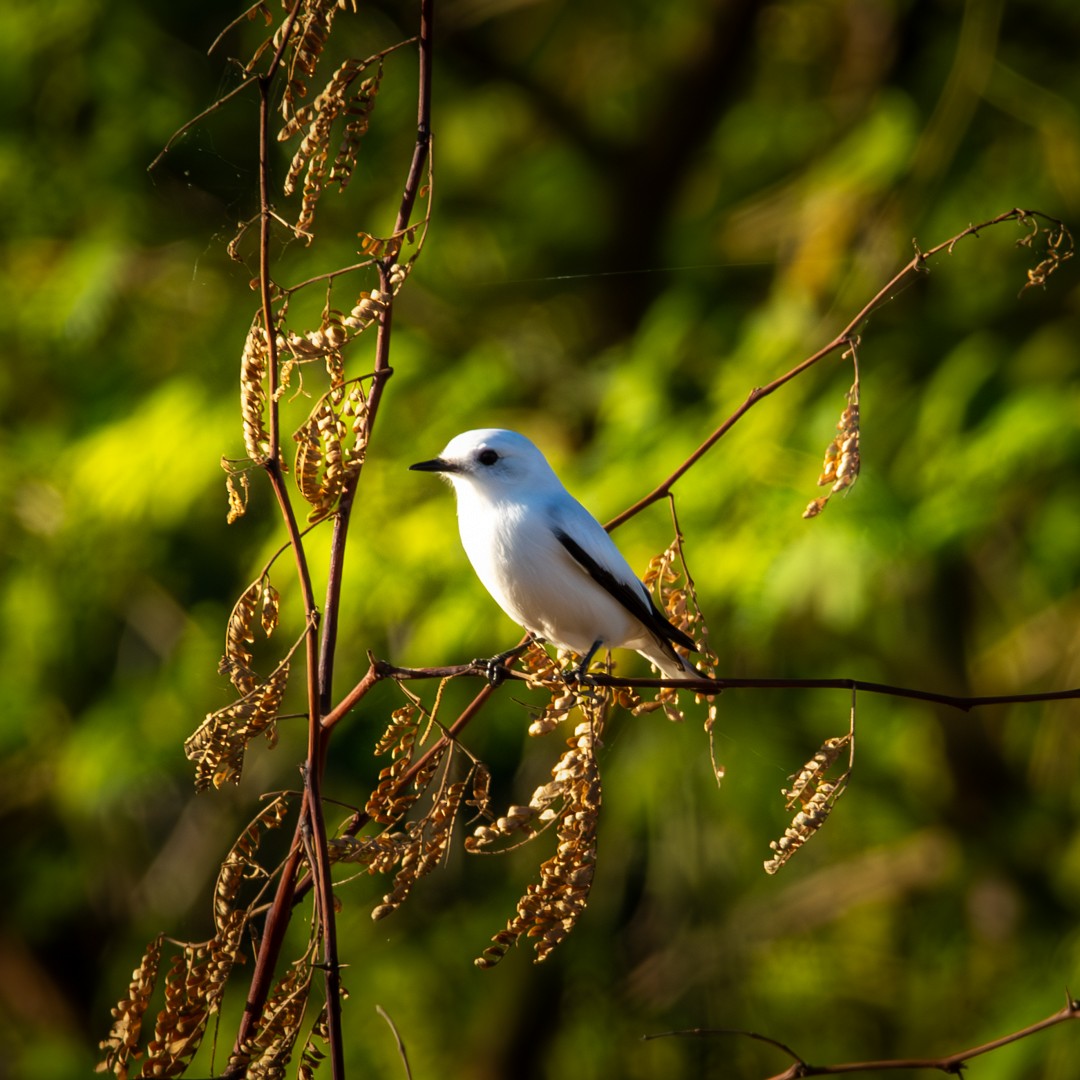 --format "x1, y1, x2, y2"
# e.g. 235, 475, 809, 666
637, 643, 703, 681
